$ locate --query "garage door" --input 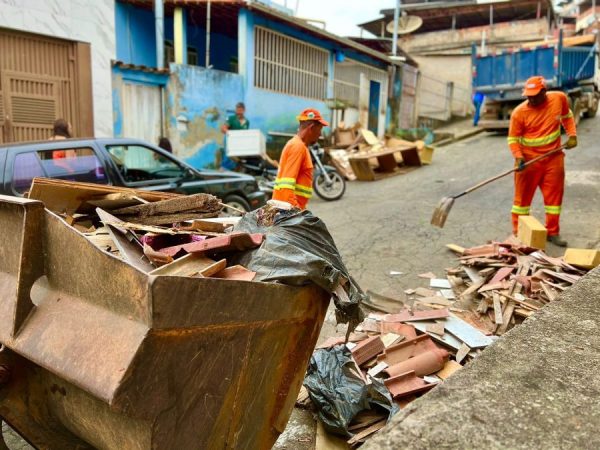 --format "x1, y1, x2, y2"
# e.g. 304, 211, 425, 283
0, 28, 93, 143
